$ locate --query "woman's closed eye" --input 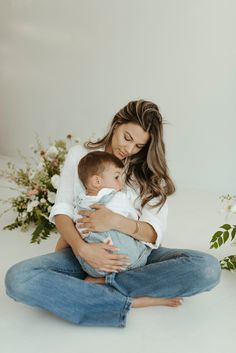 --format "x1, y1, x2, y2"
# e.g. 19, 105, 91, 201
124, 134, 144, 149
